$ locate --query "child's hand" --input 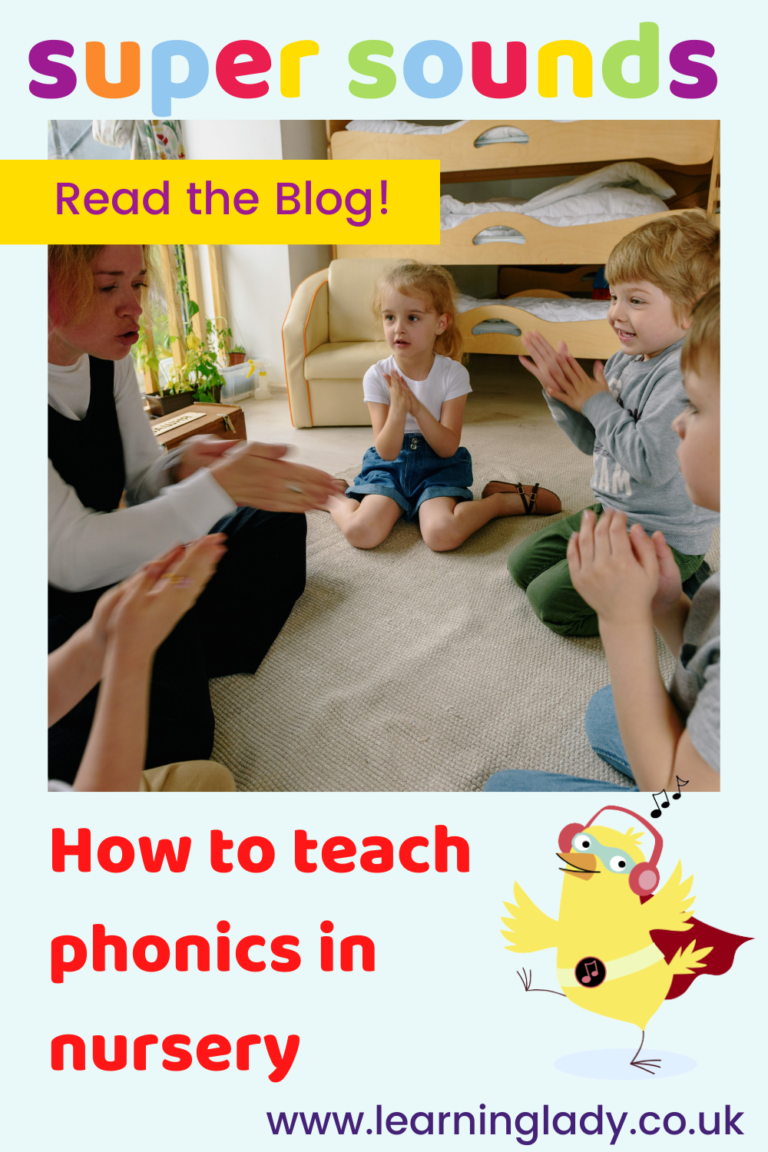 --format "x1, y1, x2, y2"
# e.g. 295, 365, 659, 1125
567, 509, 658, 626
88, 581, 130, 655
551, 351, 610, 413
642, 528, 684, 617
519, 331, 572, 398
384, 370, 416, 416
105, 535, 227, 664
